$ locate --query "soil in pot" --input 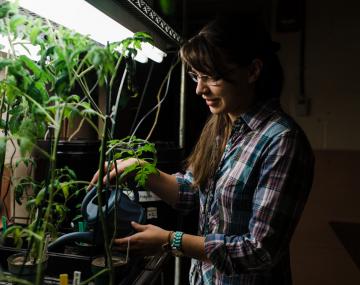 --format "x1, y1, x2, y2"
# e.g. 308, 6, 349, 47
67, 241, 98, 256
7, 253, 48, 283
91, 254, 128, 285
